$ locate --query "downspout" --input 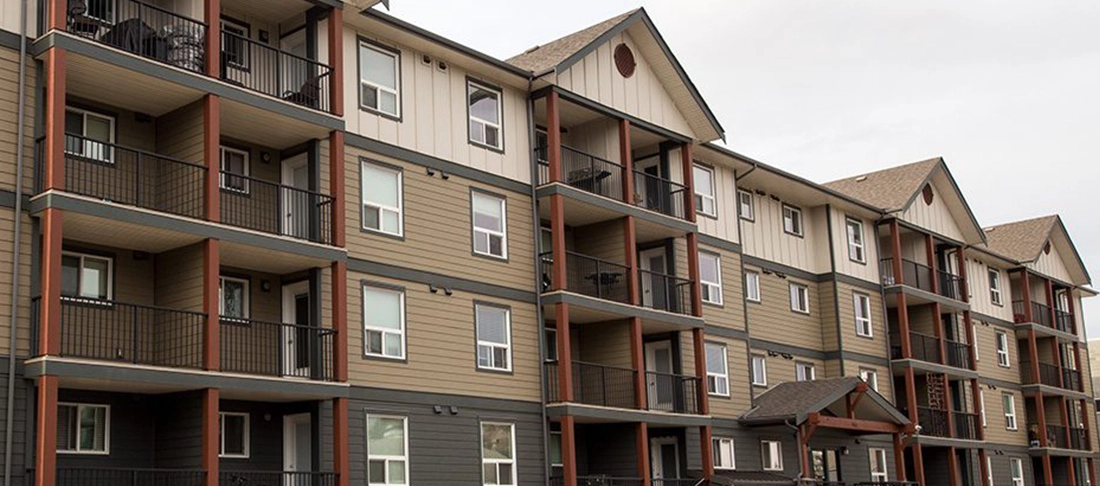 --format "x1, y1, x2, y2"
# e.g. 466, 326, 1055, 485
5, 0, 29, 483
526, 82, 551, 486
784, 419, 803, 481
